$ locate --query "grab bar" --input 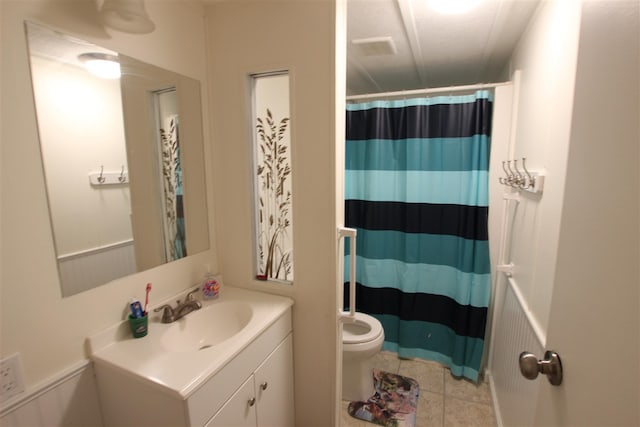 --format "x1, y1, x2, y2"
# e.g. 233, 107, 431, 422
338, 227, 357, 322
